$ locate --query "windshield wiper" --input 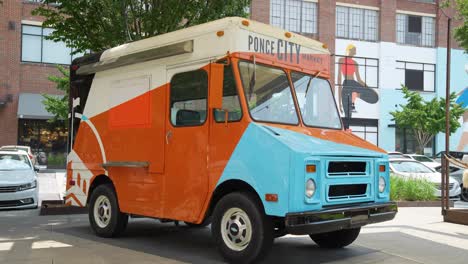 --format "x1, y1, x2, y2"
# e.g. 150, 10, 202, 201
304, 71, 322, 97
